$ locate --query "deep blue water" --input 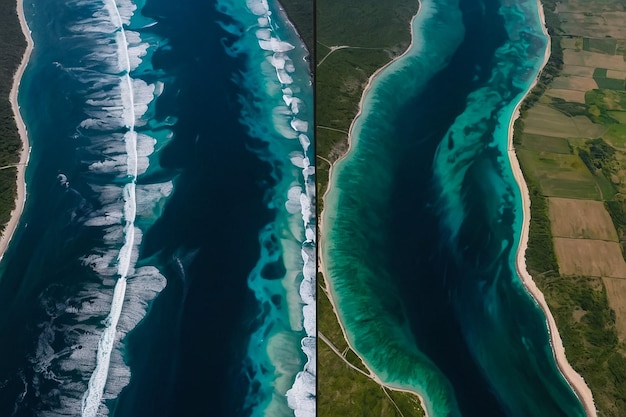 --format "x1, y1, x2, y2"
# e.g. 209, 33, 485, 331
0, 0, 314, 415
322, 0, 587, 415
